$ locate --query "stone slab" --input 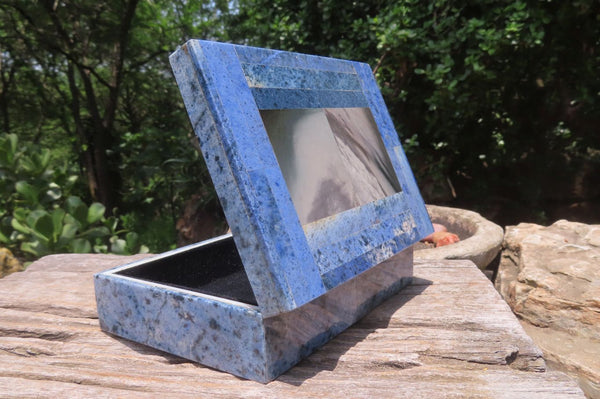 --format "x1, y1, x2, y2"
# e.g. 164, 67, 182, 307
496, 220, 600, 398
0, 254, 584, 398
522, 322, 600, 399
